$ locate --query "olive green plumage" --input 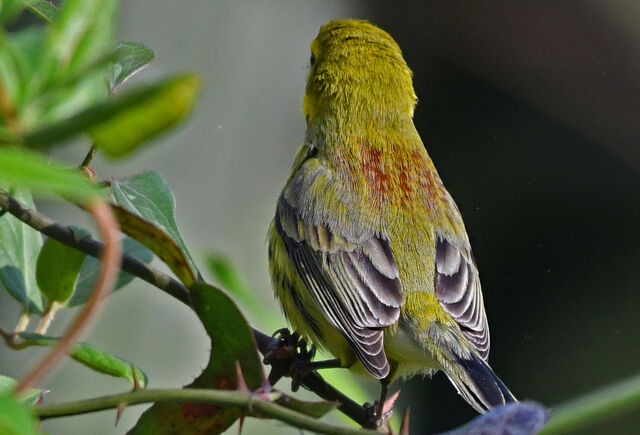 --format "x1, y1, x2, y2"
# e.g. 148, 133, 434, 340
268, 19, 516, 414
